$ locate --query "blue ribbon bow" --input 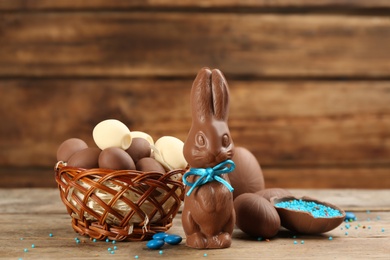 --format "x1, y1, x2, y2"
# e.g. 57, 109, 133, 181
182, 159, 235, 196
